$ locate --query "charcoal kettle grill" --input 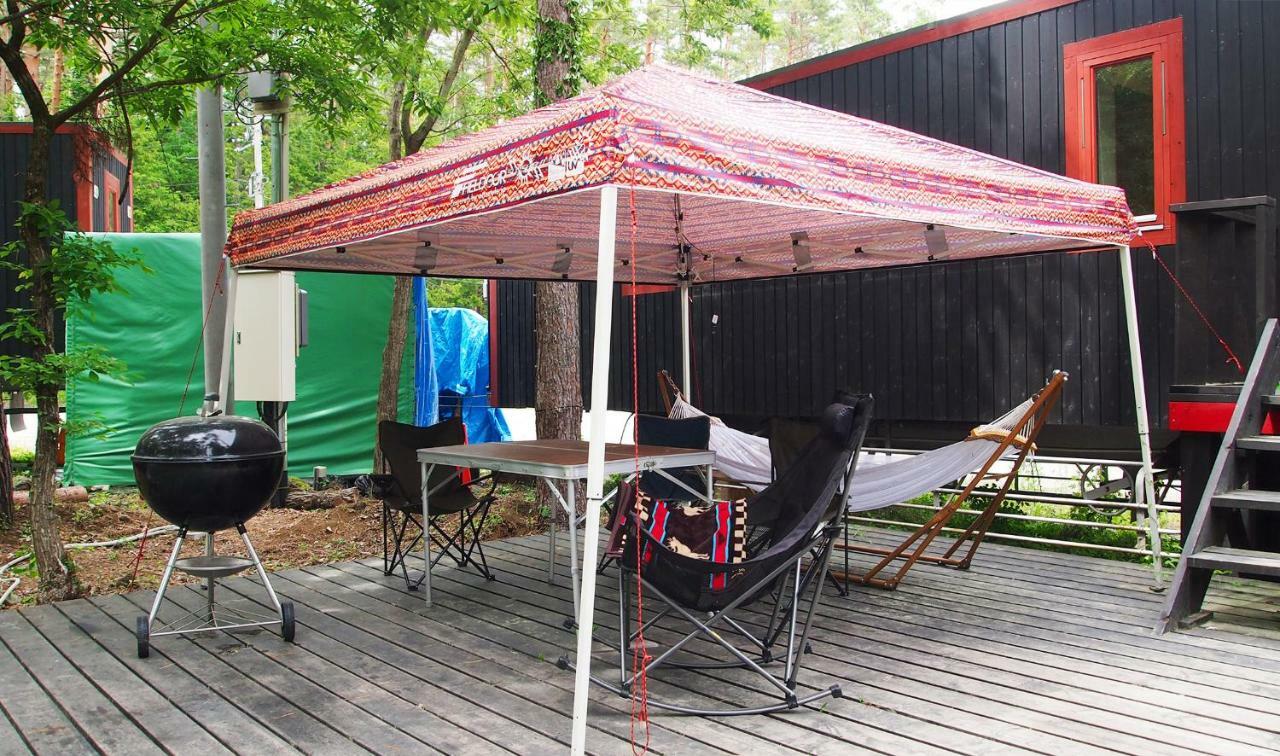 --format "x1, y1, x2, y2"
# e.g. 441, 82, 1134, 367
131, 413, 295, 658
